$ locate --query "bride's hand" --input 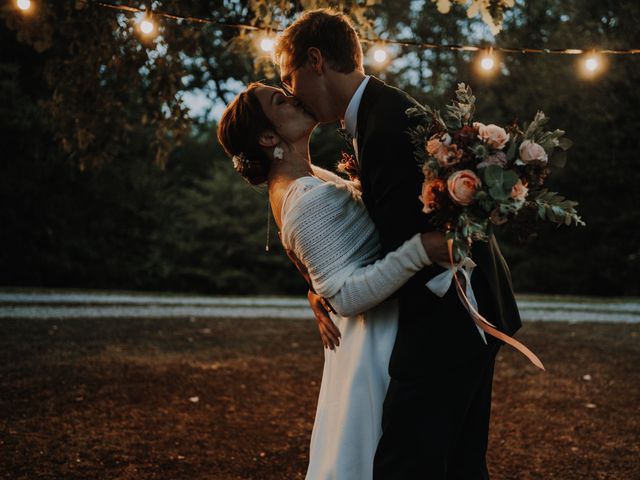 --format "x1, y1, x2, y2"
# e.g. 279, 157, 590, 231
307, 290, 341, 350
